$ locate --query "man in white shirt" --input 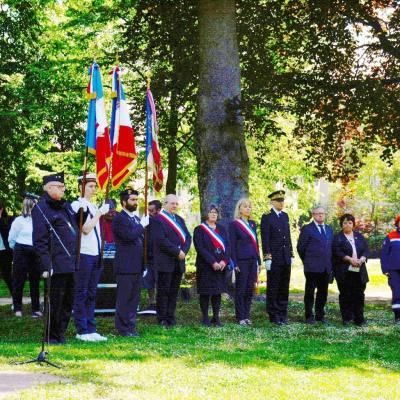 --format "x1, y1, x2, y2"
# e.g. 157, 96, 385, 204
71, 173, 109, 342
